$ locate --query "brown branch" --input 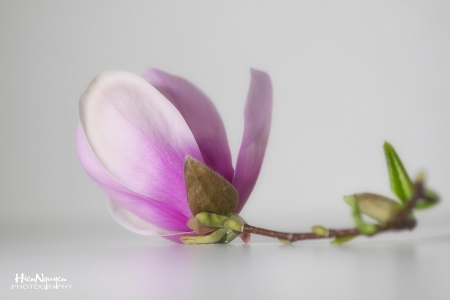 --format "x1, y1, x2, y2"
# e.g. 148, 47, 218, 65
390, 181, 423, 223
243, 224, 361, 242
242, 180, 432, 243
